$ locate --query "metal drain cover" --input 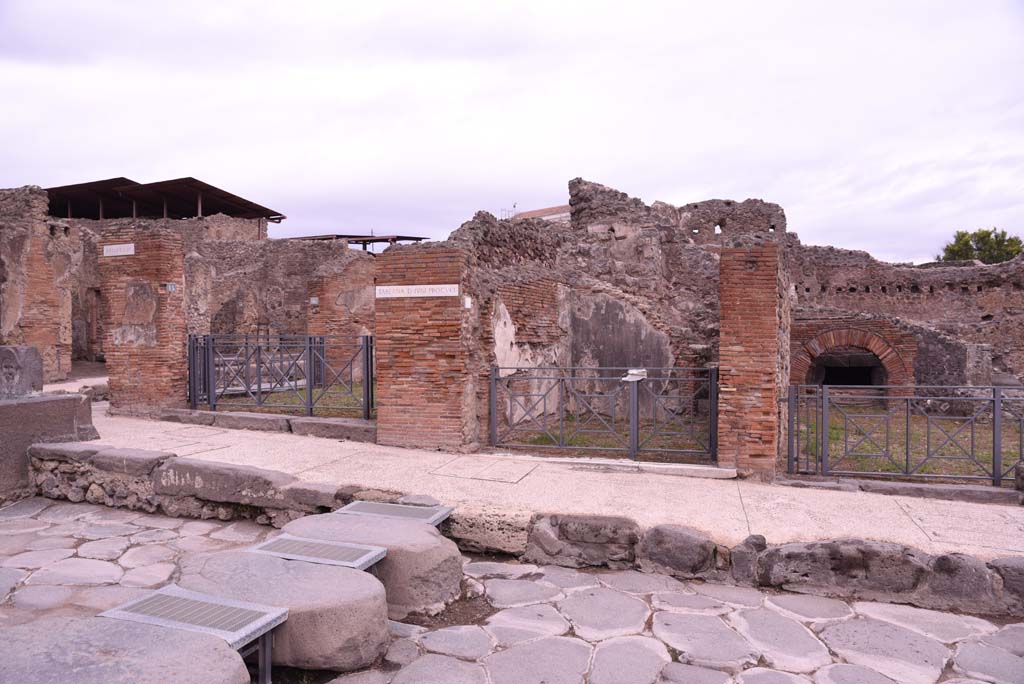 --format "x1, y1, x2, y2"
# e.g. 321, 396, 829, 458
249, 533, 386, 569
100, 584, 287, 650
334, 500, 453, 526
